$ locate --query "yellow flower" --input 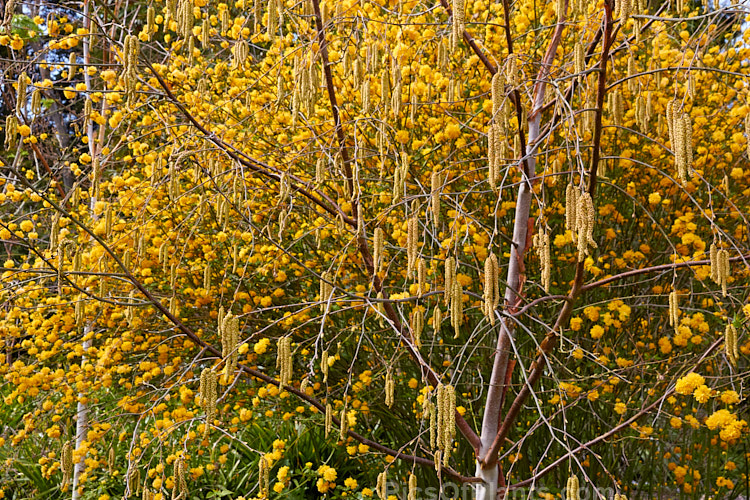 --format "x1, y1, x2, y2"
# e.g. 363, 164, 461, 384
10, 36, 23, 50
254, 338, 270, 354
674, 372, 705, 395
692, 384, 711, 404
344, 477, 357, 489
18, 125, 31, 137
648, 192, 662, 205
720, 390, 740, 404
614, 402, 626, 415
